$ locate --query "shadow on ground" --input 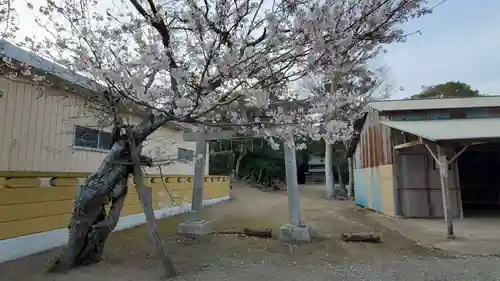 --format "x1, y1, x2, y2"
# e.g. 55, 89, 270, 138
0, 184, 450, 281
